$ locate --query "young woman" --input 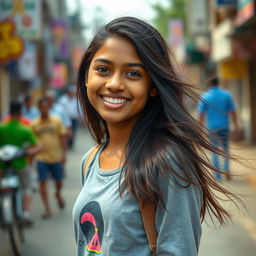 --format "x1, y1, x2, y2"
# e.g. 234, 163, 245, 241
73, 17, 238, 256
